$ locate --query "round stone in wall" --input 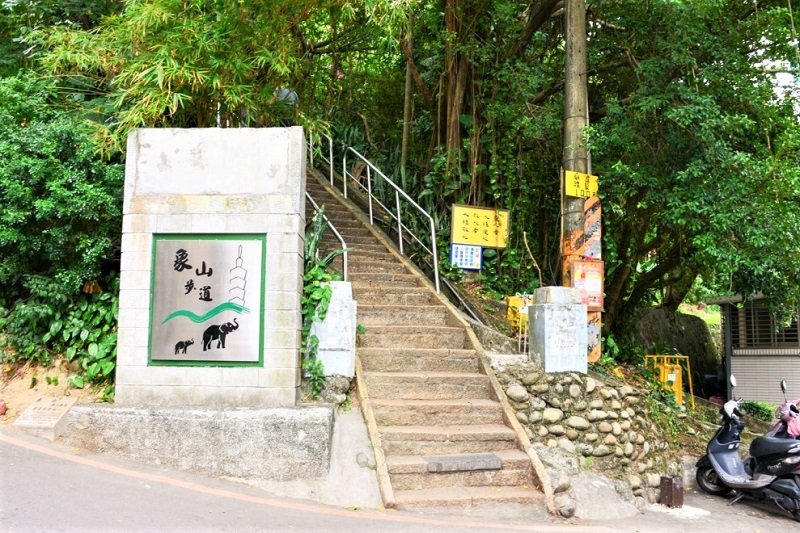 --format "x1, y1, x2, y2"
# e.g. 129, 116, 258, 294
506, 384, 529, 402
